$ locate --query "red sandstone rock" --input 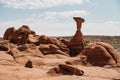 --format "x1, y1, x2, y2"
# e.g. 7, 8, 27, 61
39, 44, 69, 56
8, 44, 44, 65
0, 40, 10, 51
39, 35, 48, 44
25, 60, 33, 68
47, 64, 84, 76
79, 43, 117, 66
3, 25, 38, 45
39, 35, 60, 46
47, 37, 60, 46
0, 51, 16, 66
58, 39, 70, 55
28, 34, 40, 44
59, 64, 84, 76
96, 42, 120, 66
3, 27, 15, 40
69, 17, 86, 56
9, 25, 31, 44
49, 44, 59, 51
